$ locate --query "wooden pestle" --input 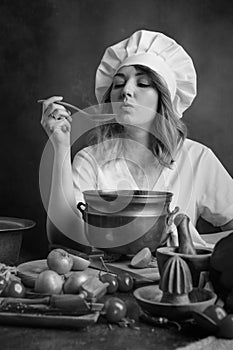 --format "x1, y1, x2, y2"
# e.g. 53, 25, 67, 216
174, 214, 196, 255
